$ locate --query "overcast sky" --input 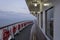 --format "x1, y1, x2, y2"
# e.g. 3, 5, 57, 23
0, 0, 37, 27
0, 0, 30, 14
